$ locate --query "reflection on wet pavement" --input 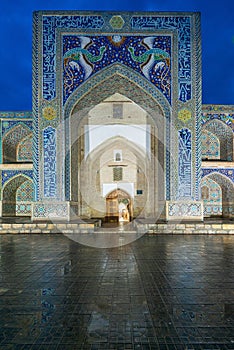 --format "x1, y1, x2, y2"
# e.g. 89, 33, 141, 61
0, 234, 233, 349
